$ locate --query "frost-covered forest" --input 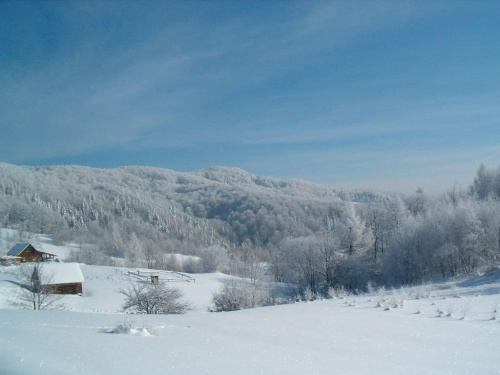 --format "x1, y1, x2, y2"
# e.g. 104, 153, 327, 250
1, 162, 499, 294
